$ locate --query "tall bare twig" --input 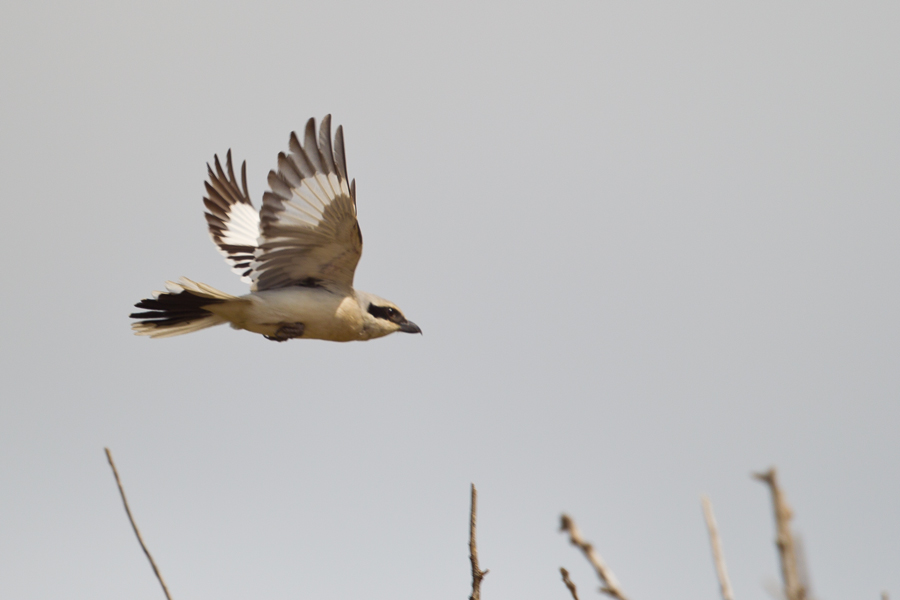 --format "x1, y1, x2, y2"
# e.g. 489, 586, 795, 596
702, 495, 735, 600
559, 514, 629, 600
794, 535, 814, 600
468, 484, 488, 600
105, 448, 173, 600
754, 468, 805, 600
560, 567, 581, 600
